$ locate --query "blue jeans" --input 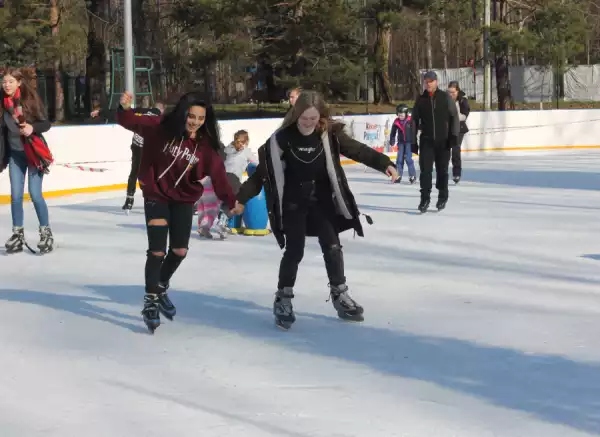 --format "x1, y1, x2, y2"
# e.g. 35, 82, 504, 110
9, 150, 49, 227
396, 143, 416, 178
